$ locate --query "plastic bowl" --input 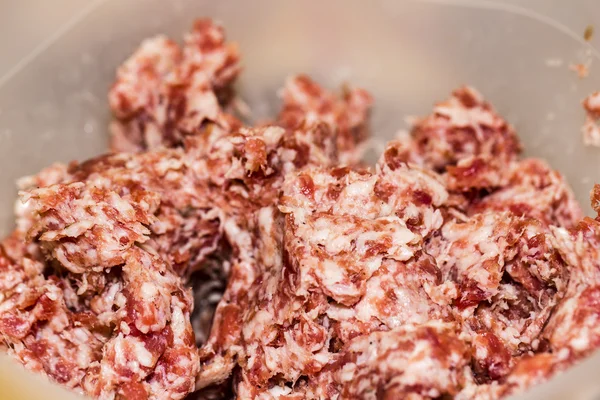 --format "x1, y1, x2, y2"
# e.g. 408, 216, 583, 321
0, 1, 599, 399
